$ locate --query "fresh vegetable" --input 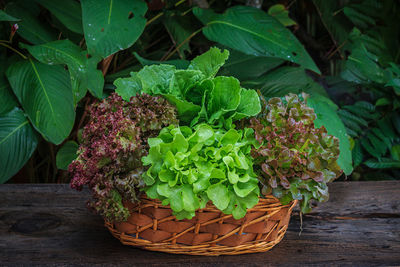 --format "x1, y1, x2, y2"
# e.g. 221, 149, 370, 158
249, 93, 342, 213
142, 124, 260, 220
69, 93, 178, 222
114, 47, 261, 128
